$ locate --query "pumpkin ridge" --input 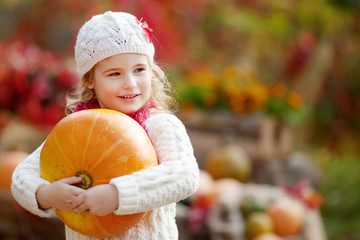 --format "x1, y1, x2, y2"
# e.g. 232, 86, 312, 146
90, 154, 133, 180
52, 131, 74, 171
70, 116, 78, 168
92, 215, 112, 237
88, 138, 125, 173
82, 111, 100, 167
